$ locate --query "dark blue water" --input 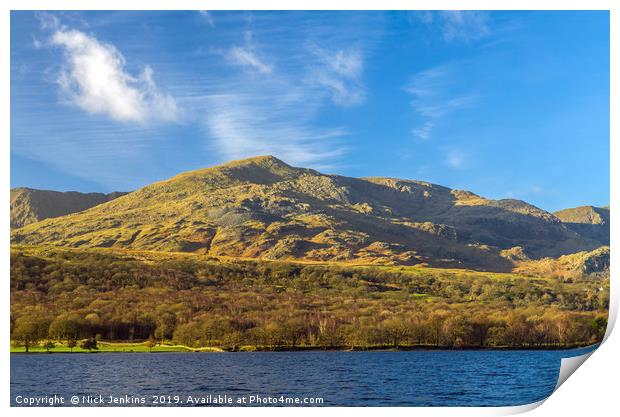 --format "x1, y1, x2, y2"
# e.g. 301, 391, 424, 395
11, 347, 596, 407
